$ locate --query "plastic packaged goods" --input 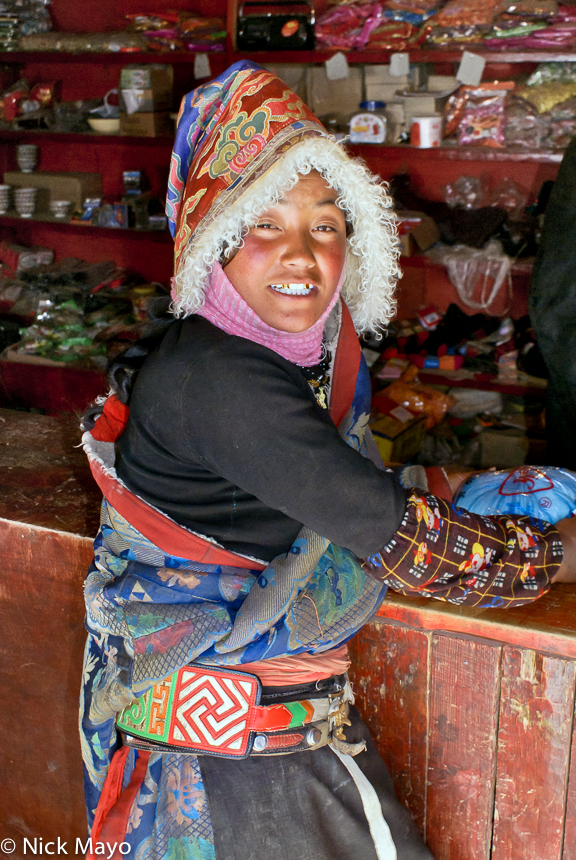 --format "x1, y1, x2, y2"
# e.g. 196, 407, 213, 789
445, 175, 486, 209
455, 466, 576, 523
522, 80, 576, 113
427, 241, 512, 313
20, 31, 148, 52
488, 178, 528, 219
385, 0, 441, 13
504, 95, 551, 150
504, 0, 558, 14
426, 24, 488, 45
550, 116, 576, 148
459, 88, 510, 147
527, 61, 576, 87
316, 2, 382, 50
435, 0, 509, 27
384, 365, 455, 429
